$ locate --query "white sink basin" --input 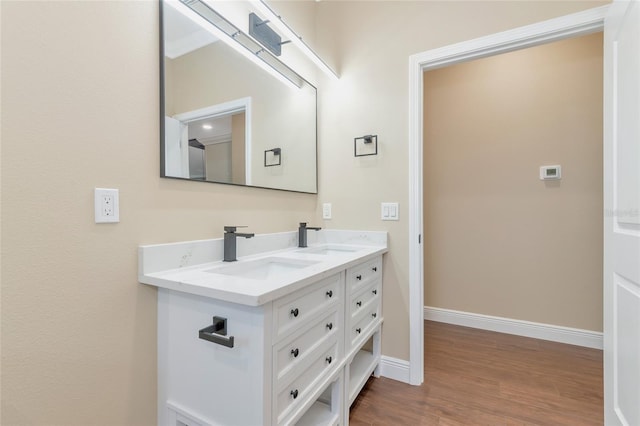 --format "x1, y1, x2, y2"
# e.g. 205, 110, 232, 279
205, 257, 320, 281
297, 245, 361, 256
